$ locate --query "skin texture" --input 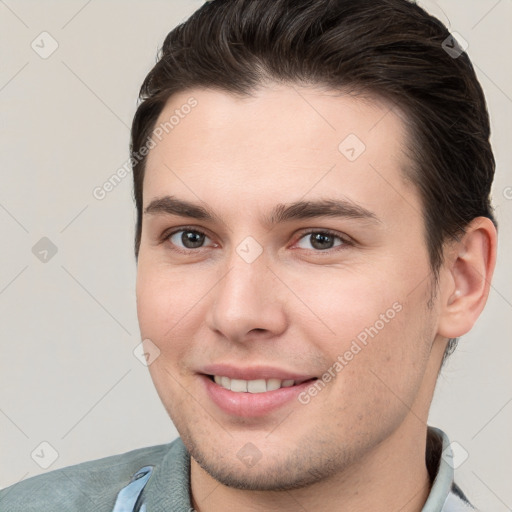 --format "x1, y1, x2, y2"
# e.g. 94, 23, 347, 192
136, 84, 496, 512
